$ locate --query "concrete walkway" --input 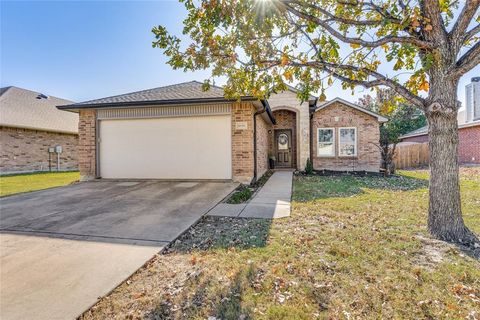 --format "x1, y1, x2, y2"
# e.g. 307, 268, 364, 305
208, 170, 293, 219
